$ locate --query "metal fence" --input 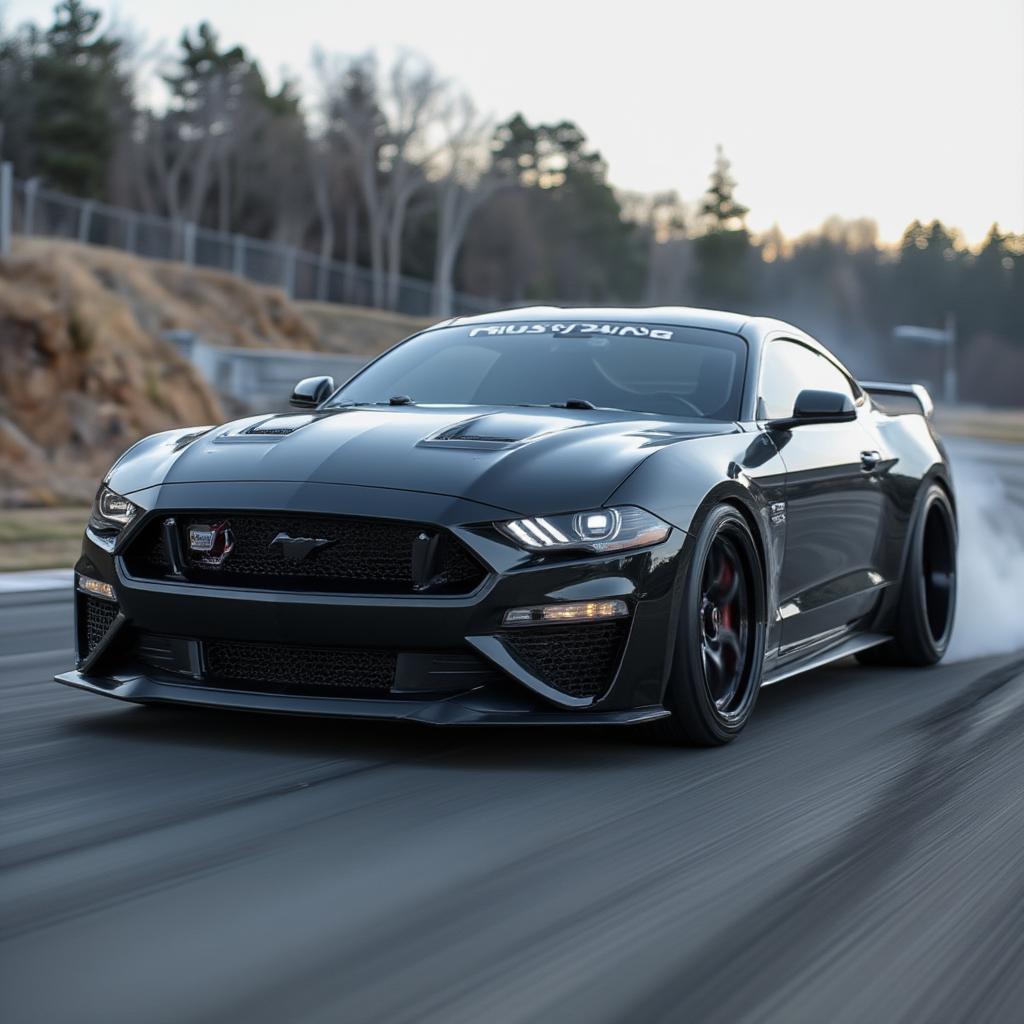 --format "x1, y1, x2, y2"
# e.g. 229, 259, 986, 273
0, 165, 496, 318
